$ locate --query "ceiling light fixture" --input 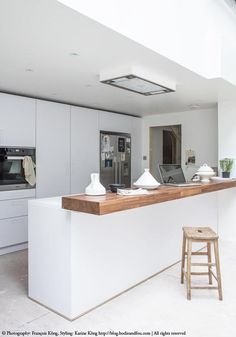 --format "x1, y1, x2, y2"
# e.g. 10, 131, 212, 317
188, 104, 201, 109
100, 66, 176, 96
